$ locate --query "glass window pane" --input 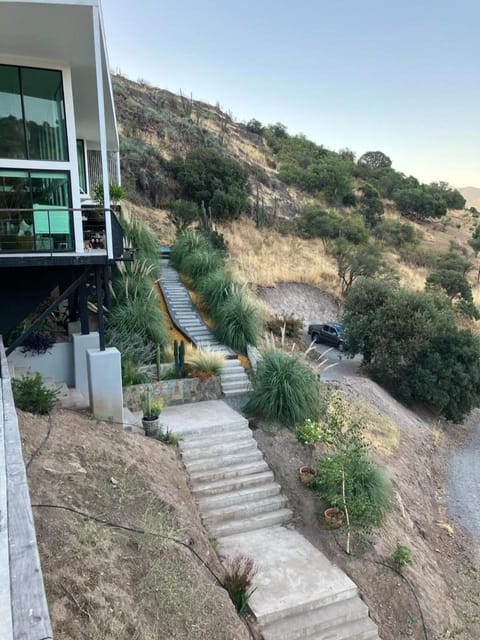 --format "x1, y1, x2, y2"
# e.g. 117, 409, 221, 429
31, 171, 73, 251
77, 139, 87, 193
22, 68, 68, 161
0, 169, 30, 209
0, 65, 26, 159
